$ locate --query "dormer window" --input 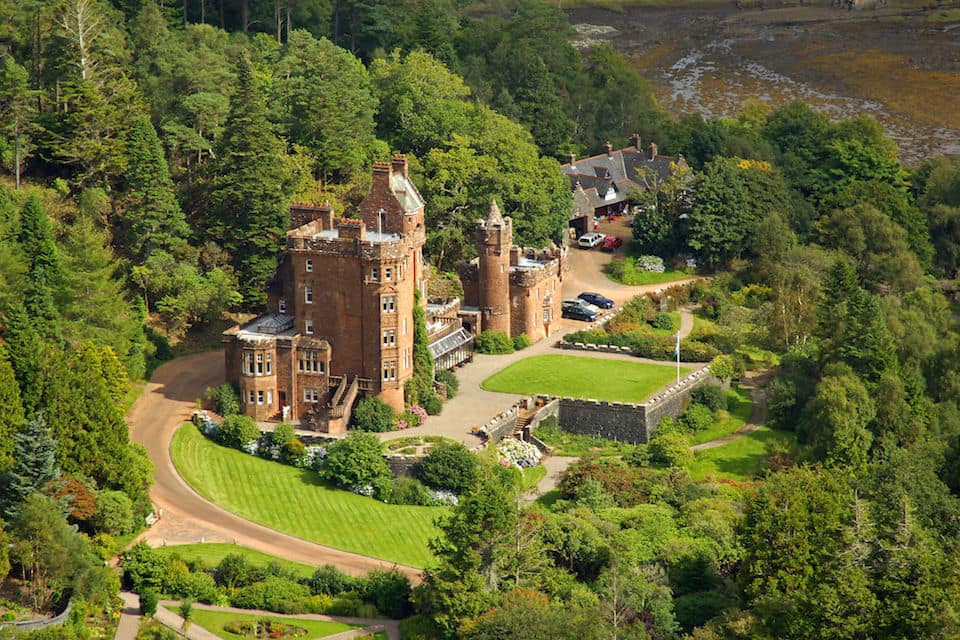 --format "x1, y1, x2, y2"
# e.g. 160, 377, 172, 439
278, 299, 286, 314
